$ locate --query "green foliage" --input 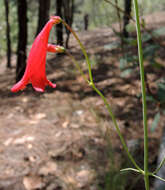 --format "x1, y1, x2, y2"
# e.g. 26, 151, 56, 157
0, 0, 6, 57
123, 37, 137, 46
73, 0, 124, 30
0, 0, 165, 58
10, 1, 18, 52
0, 1, 38, 57
91, 109, 129, 190
119, 29, 163, 78
150, 112, 160, 132
0, 1, 19, 57
157, 79, 165, 103
148, 79, 165, 132
125, 23, 137, 34
99, 170, 127, 190
97, 141, 129, 190
104, 41, 120, 51
141, 33, 152, 43
89, 55, 100, 68
140, 0, 165, 13
143, 44, 159, 58
152, 27, 165, 37
27, 1, 38, 44
74, 0, 165, 30
119, 53, 138, 77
